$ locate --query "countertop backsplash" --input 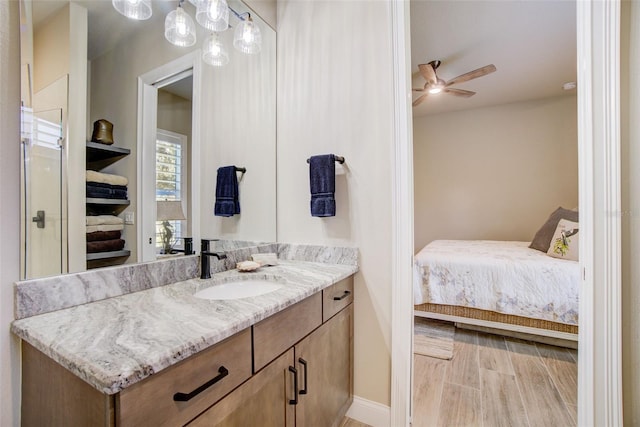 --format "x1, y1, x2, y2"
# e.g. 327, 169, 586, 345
14, 243, 358, 320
